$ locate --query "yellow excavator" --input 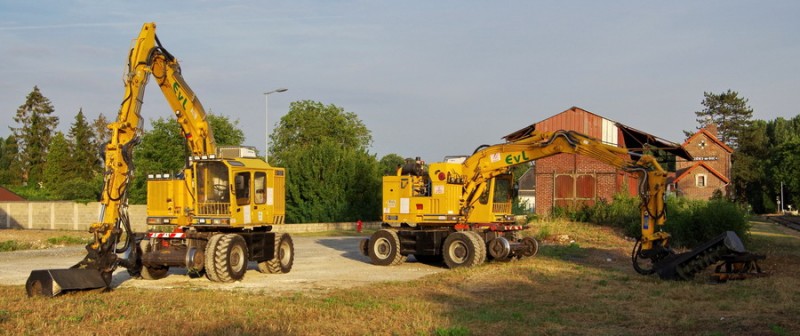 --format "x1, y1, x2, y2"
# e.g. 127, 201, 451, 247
26, 22, 293, 297
361, 130, 763, 280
